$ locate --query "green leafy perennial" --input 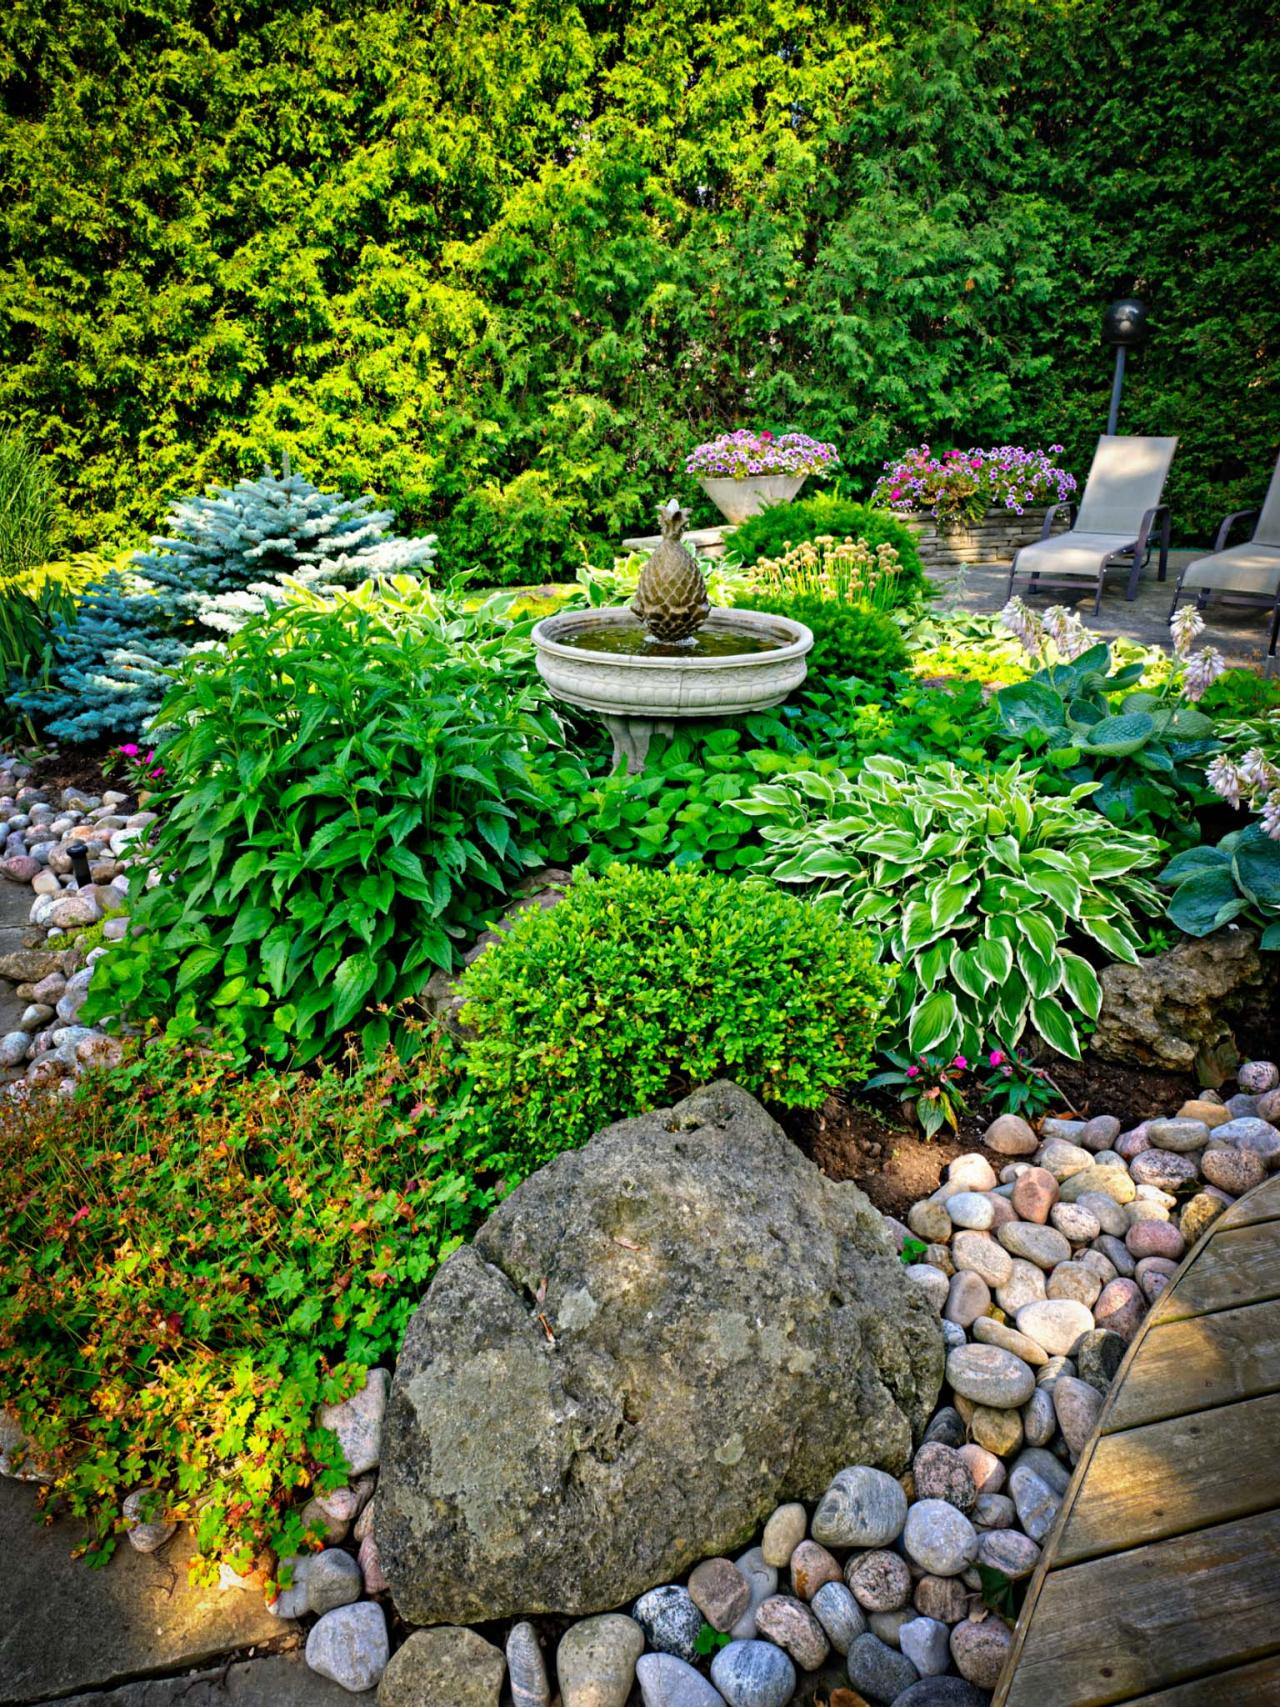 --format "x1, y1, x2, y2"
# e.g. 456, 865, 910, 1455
740, 758, 1163, 1061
